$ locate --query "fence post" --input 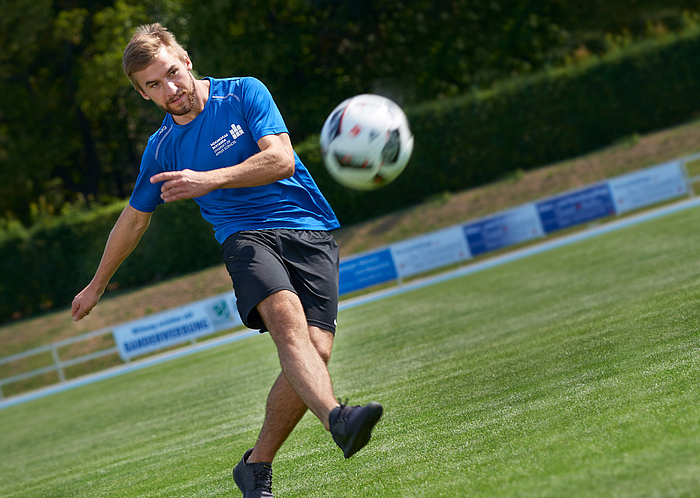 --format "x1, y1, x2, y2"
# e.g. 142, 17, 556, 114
51, 344, 66, 383
680, 157, 695, 198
